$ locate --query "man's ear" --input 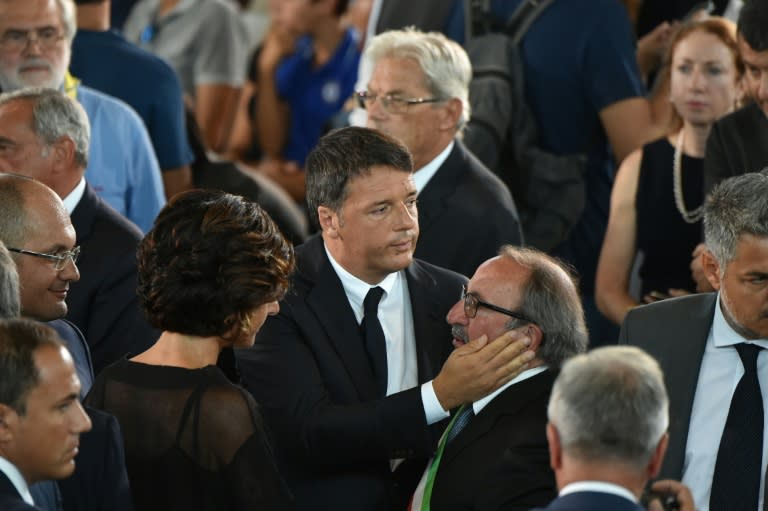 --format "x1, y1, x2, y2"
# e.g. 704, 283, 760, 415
647, 432, 669, 479
546, 422, 563, 471
701, 249, 723, 291
317, 206, 340, 238
50, 136, 77, 176
0, 403, 19, 442
526, 323, 545, 352
439, 97, 463, 133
